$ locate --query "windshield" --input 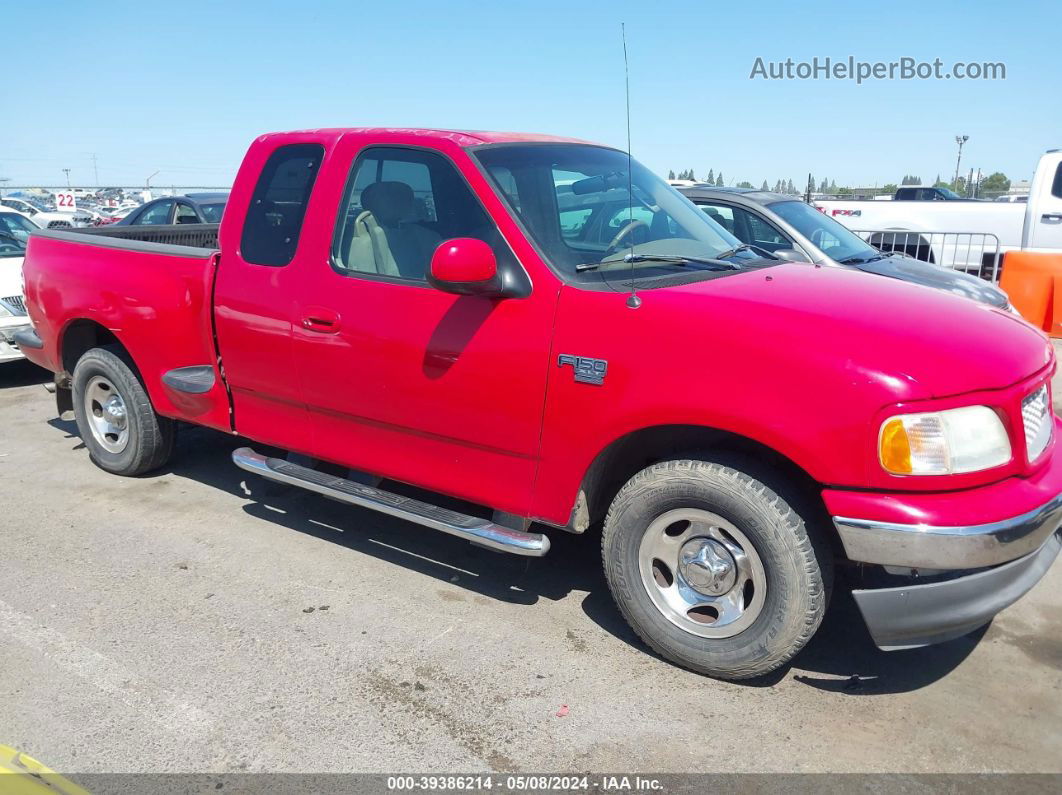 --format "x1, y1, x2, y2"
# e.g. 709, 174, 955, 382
473, 144, 761, 280
0, 212, 34, 257
936, 187, 961, 200
199, 202, 226, 223
769, 200, 878, 264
